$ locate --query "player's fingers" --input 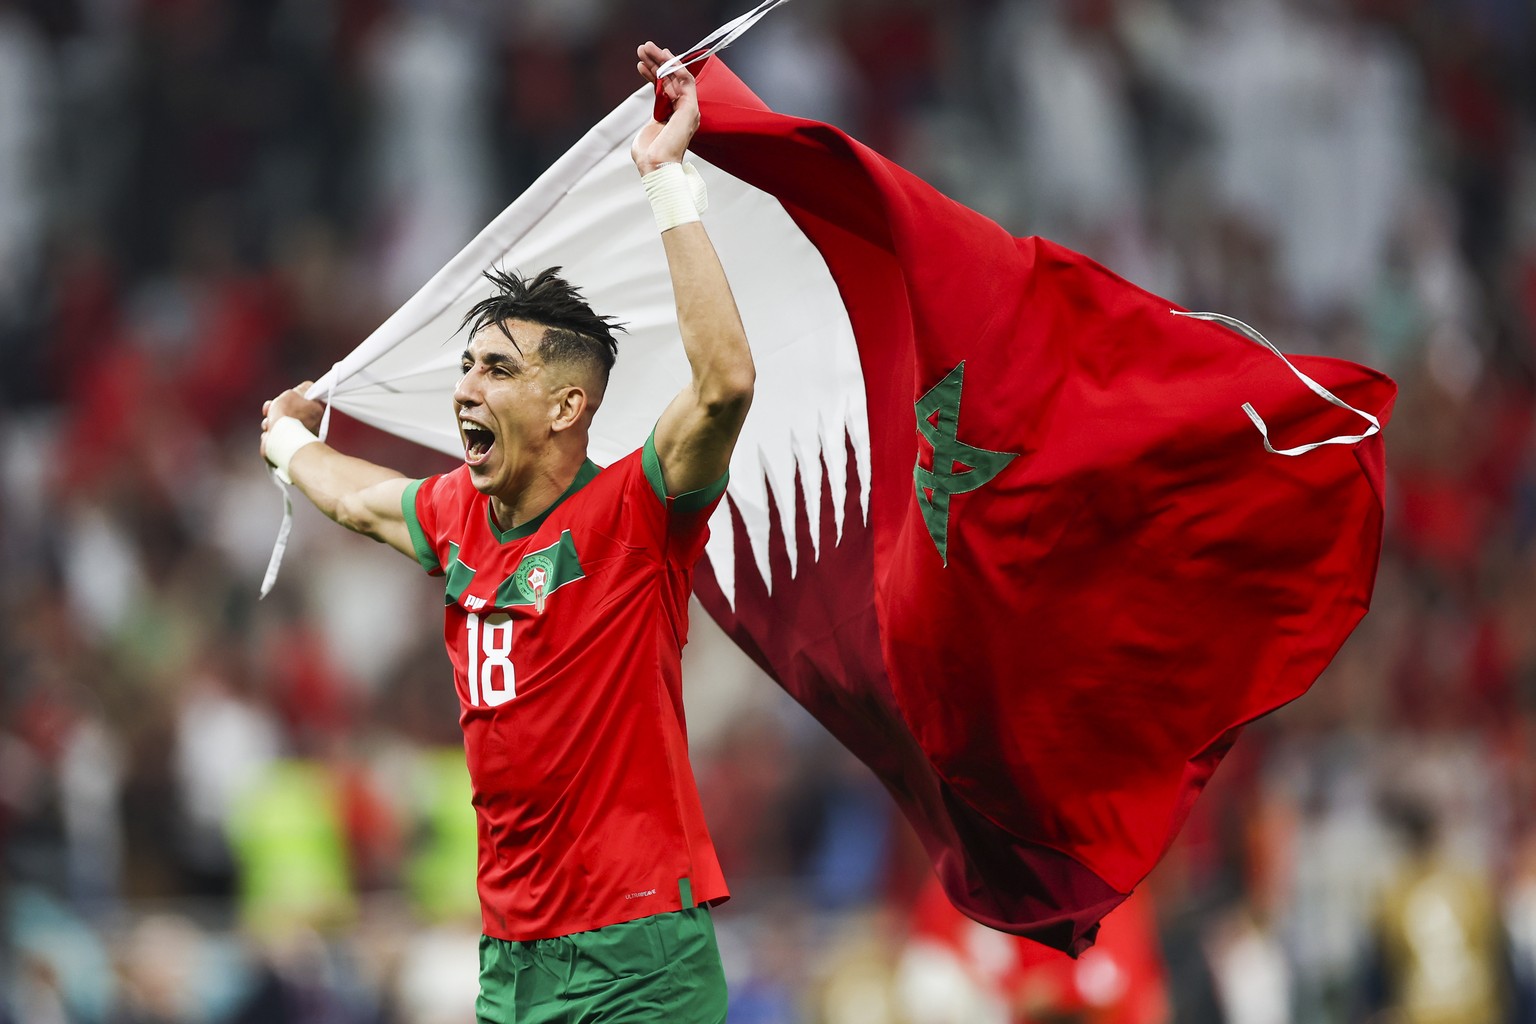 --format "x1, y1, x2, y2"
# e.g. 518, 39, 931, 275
669, 70, 696, 99
667, 68, 698, 107
644, 41, 682, 79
